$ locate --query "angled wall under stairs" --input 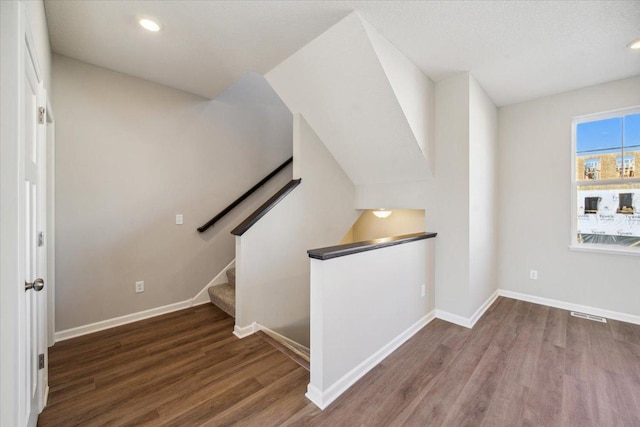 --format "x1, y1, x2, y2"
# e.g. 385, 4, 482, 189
234, 114, 358, 347
266, 12, 434, 187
